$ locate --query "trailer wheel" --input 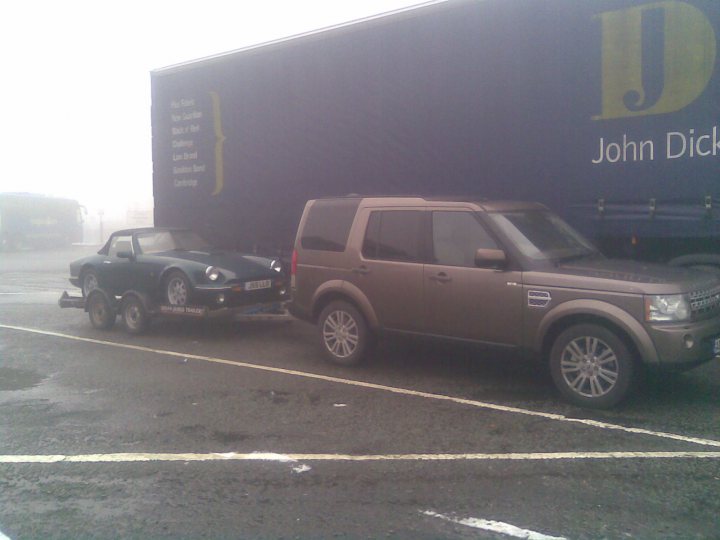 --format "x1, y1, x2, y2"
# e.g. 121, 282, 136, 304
86, 290, 116, 330
122, 295, 149, 334
164, 271, 191, 306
